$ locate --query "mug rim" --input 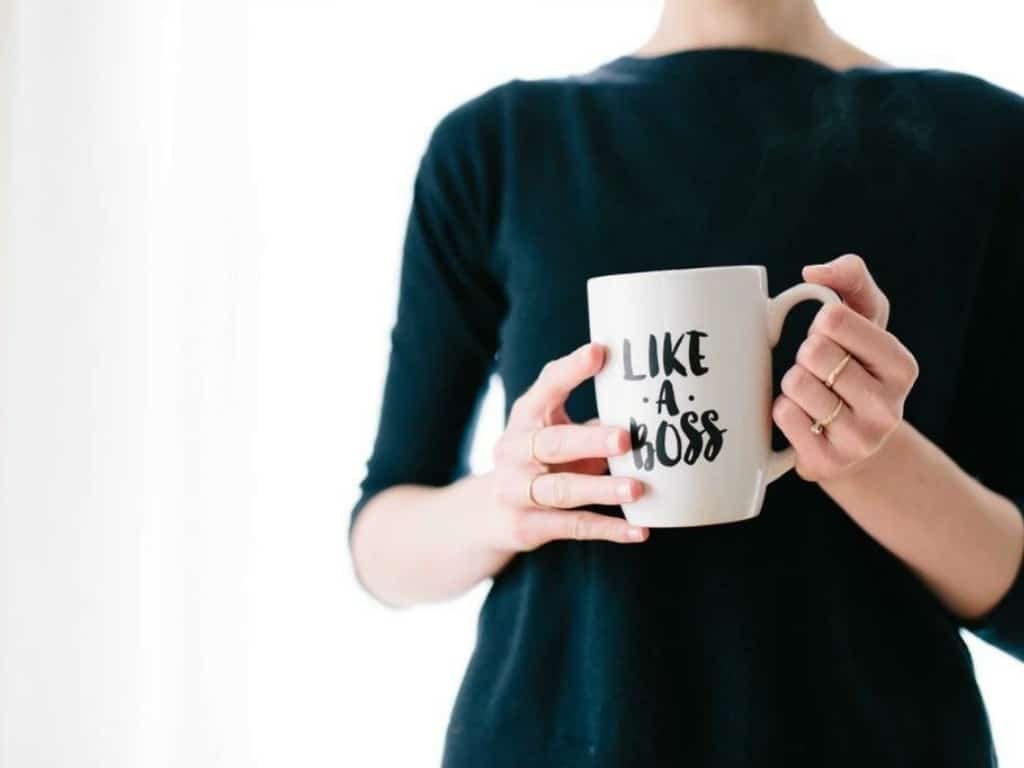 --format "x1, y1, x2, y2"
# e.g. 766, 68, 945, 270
586, 264, 767, 286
